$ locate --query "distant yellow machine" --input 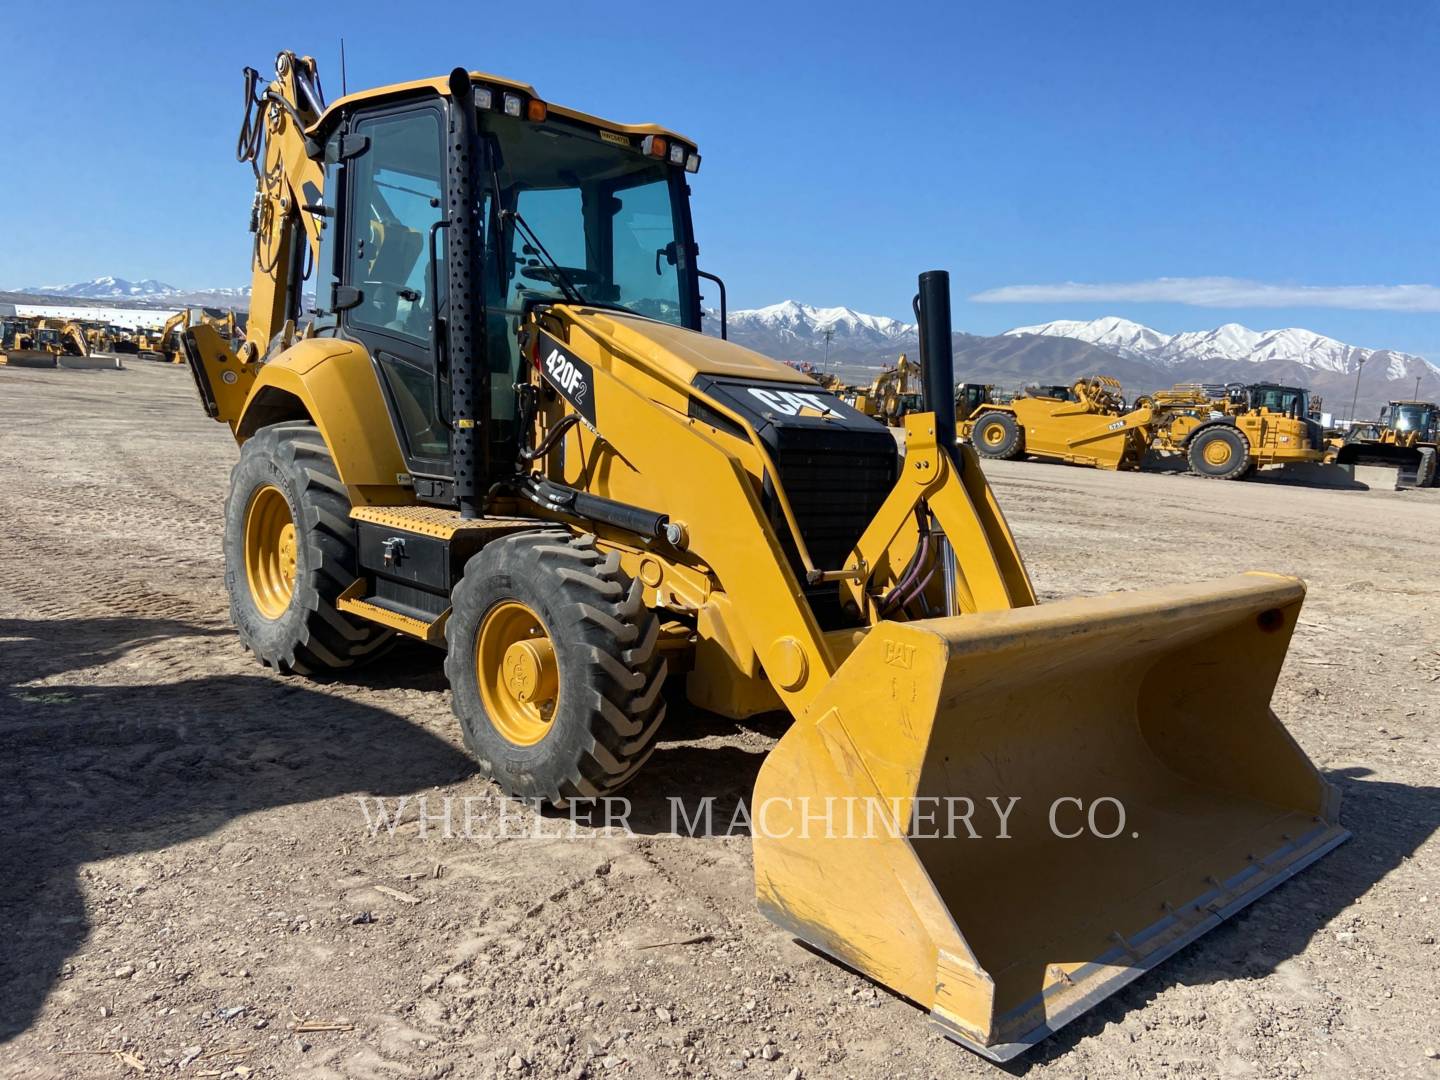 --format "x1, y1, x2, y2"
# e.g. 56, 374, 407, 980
963, 378, 1327, 480
142, 308, 239, 363
180, 50, 1346, 1061
1334, 400, 1440, 487
844, 353, 921, 424
0, 318, 87, 368
1150, 382, 1327, 479
964, 375, 1153, 470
